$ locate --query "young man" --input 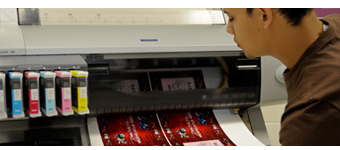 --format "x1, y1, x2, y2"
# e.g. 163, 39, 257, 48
223, 8, 340, 145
